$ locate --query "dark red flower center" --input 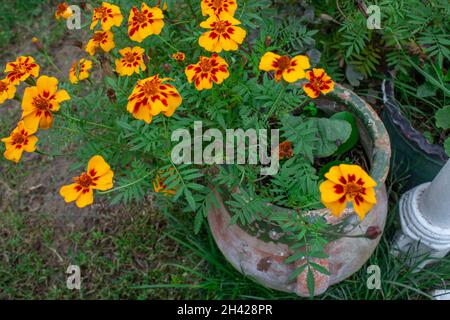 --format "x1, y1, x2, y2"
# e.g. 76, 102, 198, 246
124, 52, 136, 63
345, 183, 363, 198
75, 173, 93, 188
134, 11, 148, 24
214, 21, 228, 34
12, 132, 26, 145
199, 58, 213, 73
95, 6, 111, 19
93, 32, 107, 43
33, 96, 50, 111
57, 3, 69, 15
277, 56, 291, 71
142, 78, 160, 96
212, 0, 223, 9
